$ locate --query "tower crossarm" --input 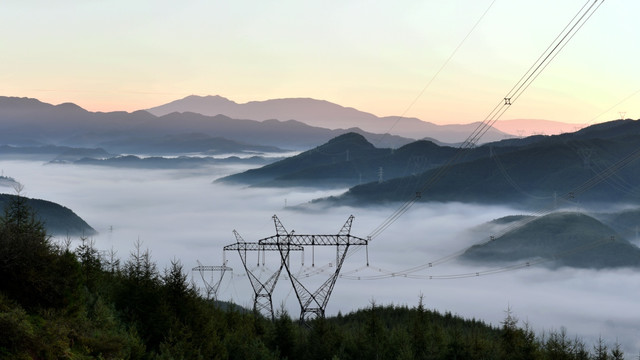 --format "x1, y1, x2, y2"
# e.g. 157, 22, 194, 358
223, 242, 304, 252
192, 265, 233, 272
259, 234, 368, 246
